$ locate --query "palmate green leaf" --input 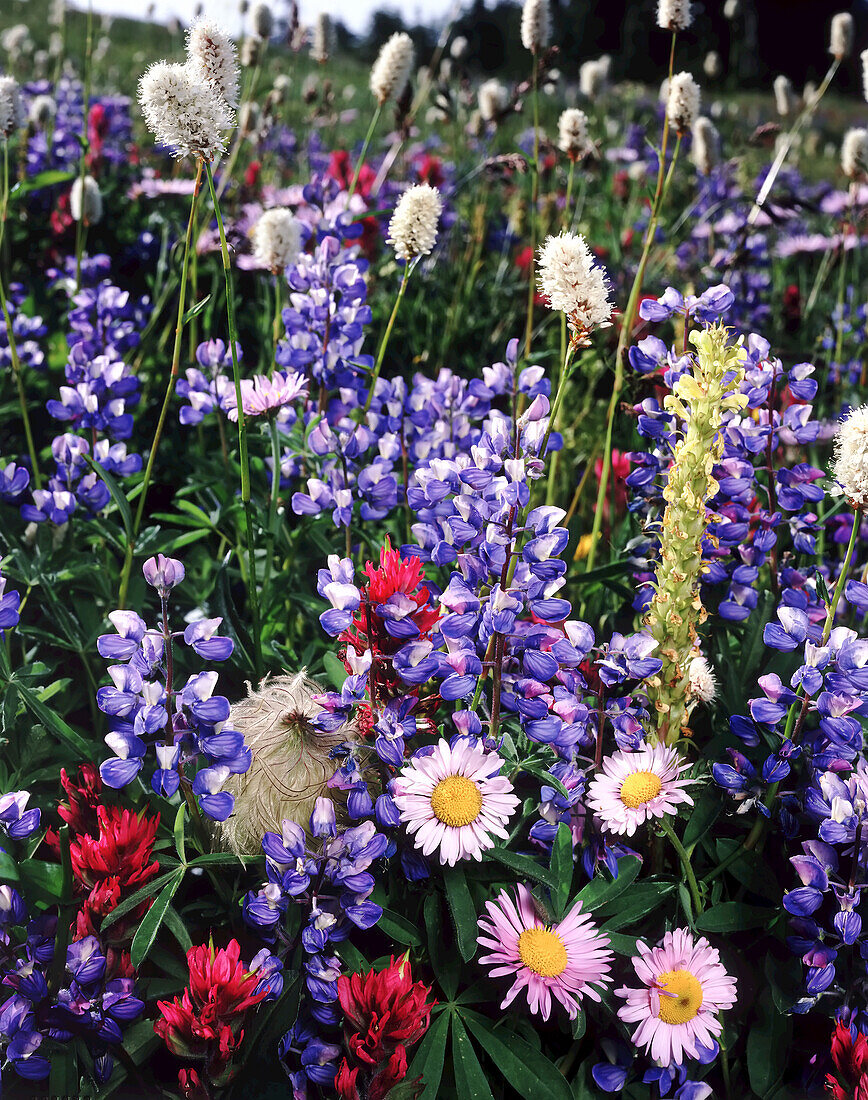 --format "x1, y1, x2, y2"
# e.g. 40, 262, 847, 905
452, 1014, 495, 1100
443, 865, 478, 962
378, 906, 423, 947
695, 901, 777, 933
747, 988, 790, 1097
162, 904, 193, 953
550, 821, 573, 918
19, 858, 64, 903
408, 1007, 450, 1100
130, 868, 185, 968
15, 683, 92, 757
596, 881, 674, 930
483, 845, 558, 890
101, 867, 181, 931
461, 1009, 573, 1100
576, 855, 641, 912
424, 890, 459, 1000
